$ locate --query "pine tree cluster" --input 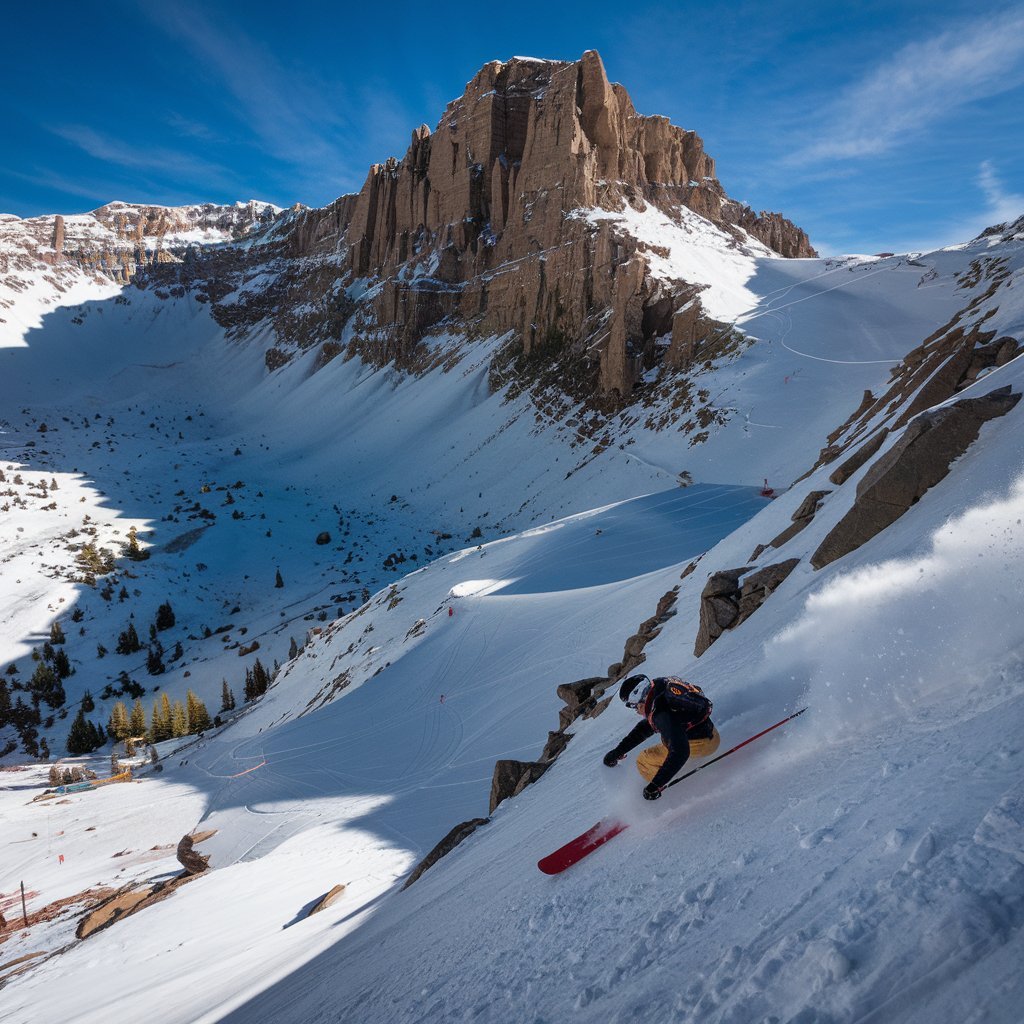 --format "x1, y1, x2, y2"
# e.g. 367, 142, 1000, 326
147, 689, 211, 742
243, 659, 272, 701
116, 621, 142, 655
146, 641, 165, 675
